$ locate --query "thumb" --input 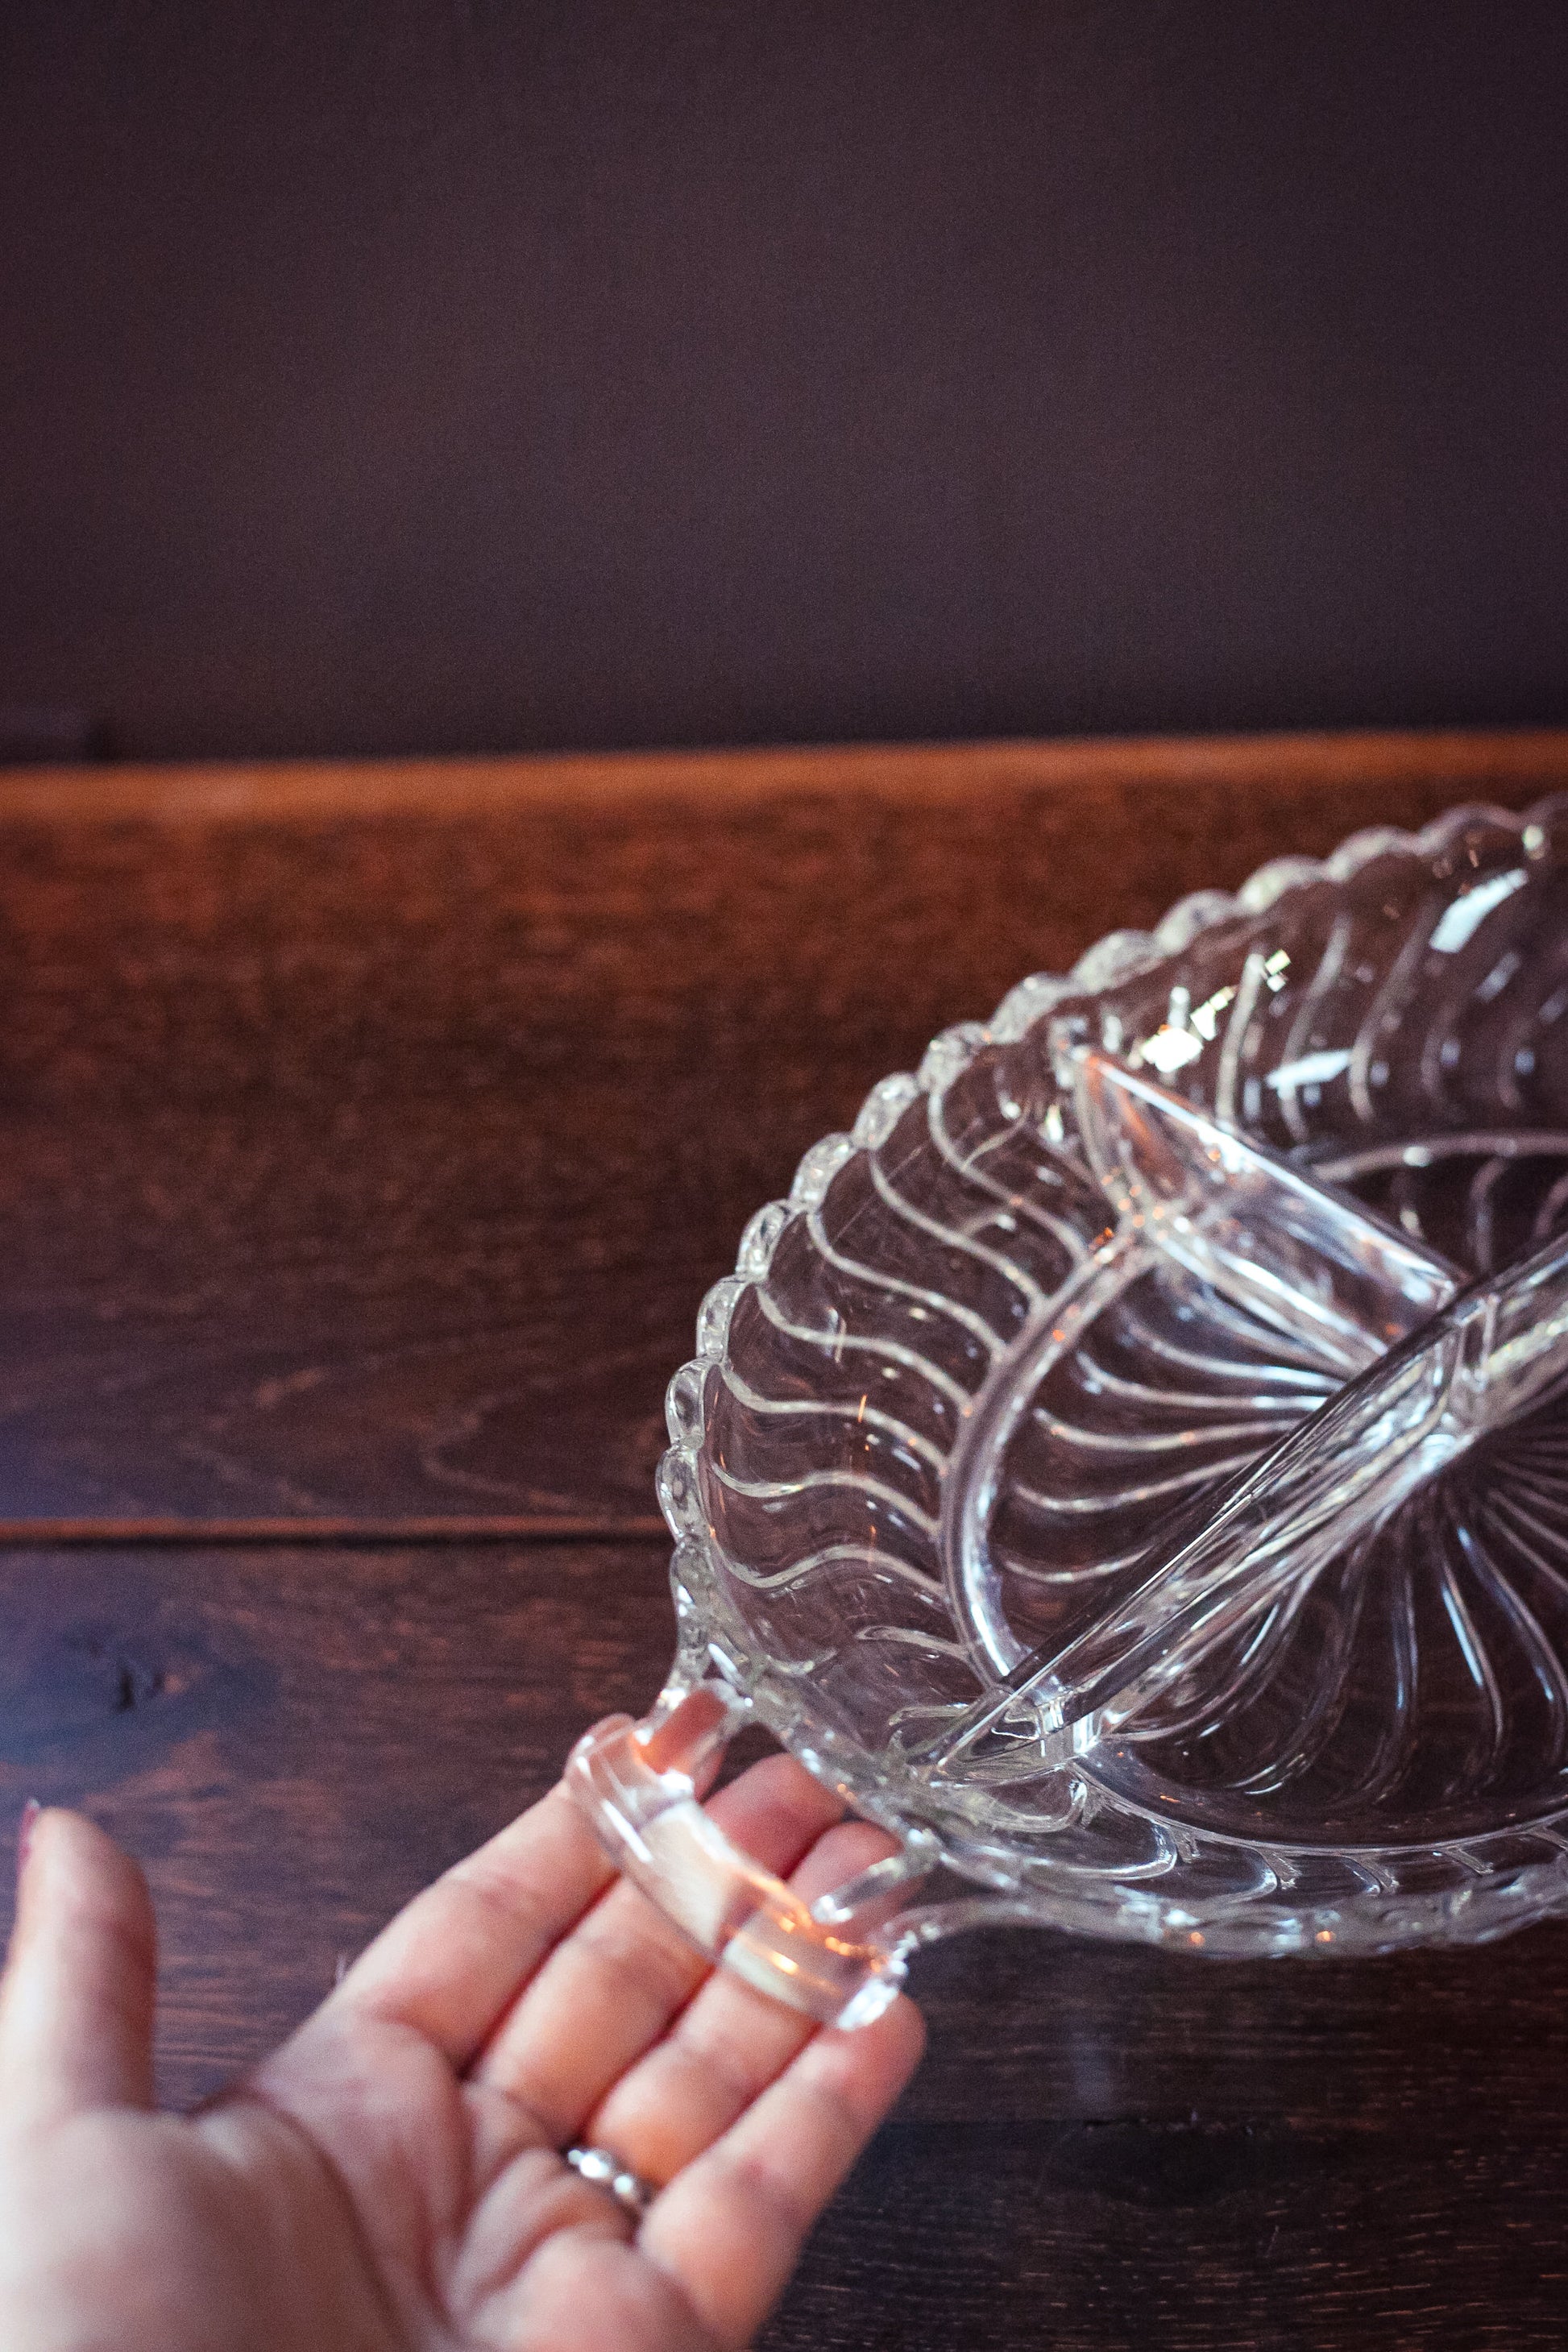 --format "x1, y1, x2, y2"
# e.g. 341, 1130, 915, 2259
0, 1807, 156, 2122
